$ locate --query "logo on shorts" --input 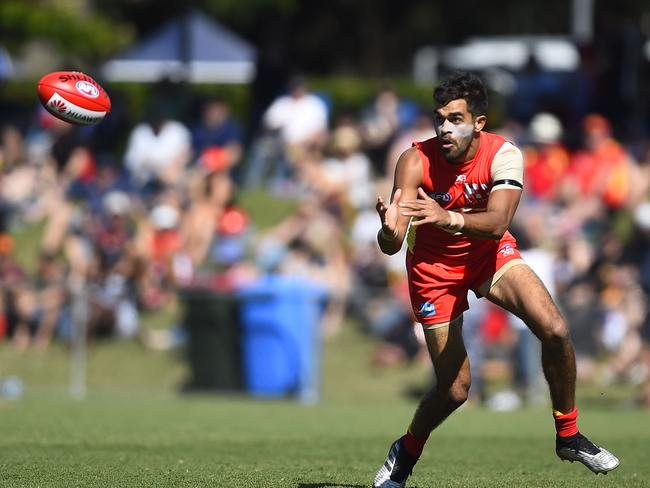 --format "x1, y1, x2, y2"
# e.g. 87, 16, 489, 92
417, 301, 437, 318
499, 243, 515, 257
